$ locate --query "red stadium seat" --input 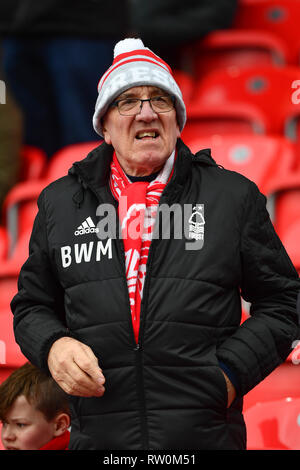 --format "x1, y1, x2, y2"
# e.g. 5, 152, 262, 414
19, 146, 47, 181
192, 65, 300, 148
195, 29, 288, 79
0, 230, 32, 319
262, 170, 300, 270
234, 0, 300, 65
272, 179, 300, 270
0, 308, 26, 370
0, 276, 18, 311
279, 219, 300, 270
0, 225, 9, 260
191, 65, 300, 165
275, 188, 300, 235
244, 397, 300, 450
181, 101, 266, 144
46, 141, 100, 182
1, 180, 47, 256
0, 366, 18, 385
186, 134, 295, 196
244, 362, 300, 411
2, 141, 100, 255
173, 70, 195, 106
0, 228, 32, 272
